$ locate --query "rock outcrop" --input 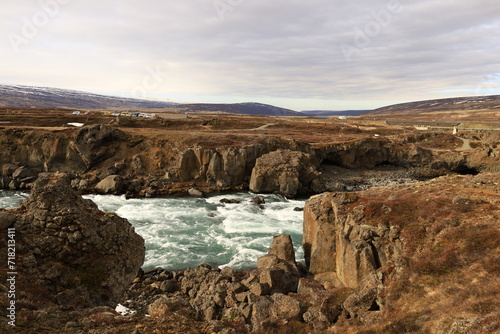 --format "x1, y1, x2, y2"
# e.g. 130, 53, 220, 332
302, 173, 500, 332
303, 192, 403, 288
3, 173, 145, 307
249, 149, 319, 197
